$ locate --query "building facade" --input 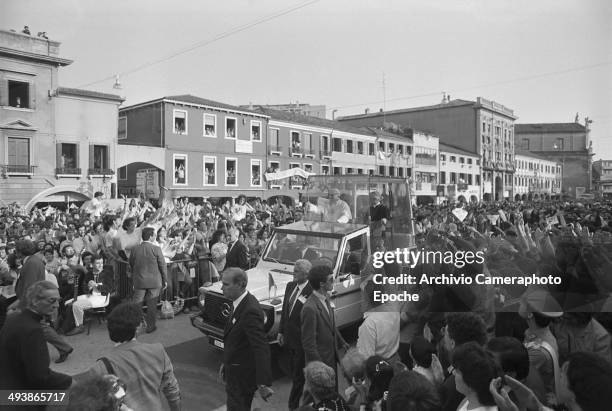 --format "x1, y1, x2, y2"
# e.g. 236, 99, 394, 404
117, 95, 269, 199
246, 102, 327, 119
338, 97, 517, 201
439, 143, 481, 203
515, 121, 592, 197
0, 29, 122, 208
593, 159, 612, 198
514, 150, 562, 200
